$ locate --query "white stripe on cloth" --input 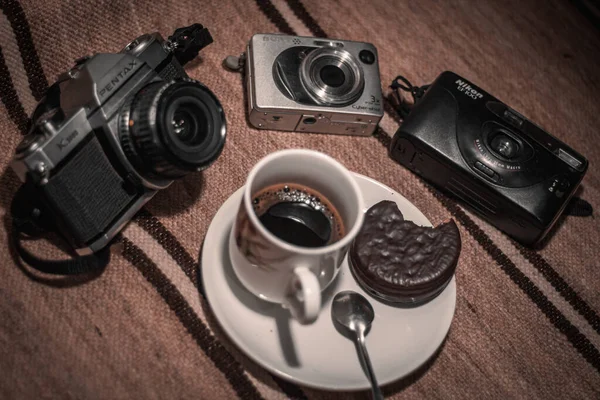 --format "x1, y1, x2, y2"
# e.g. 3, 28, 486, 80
271, 0, 312, 37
